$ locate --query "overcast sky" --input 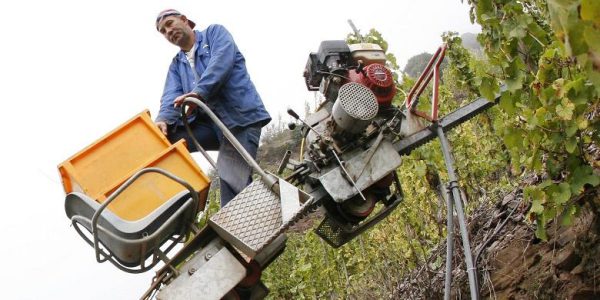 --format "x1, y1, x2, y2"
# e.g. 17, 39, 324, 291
0, 1, 480, 299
